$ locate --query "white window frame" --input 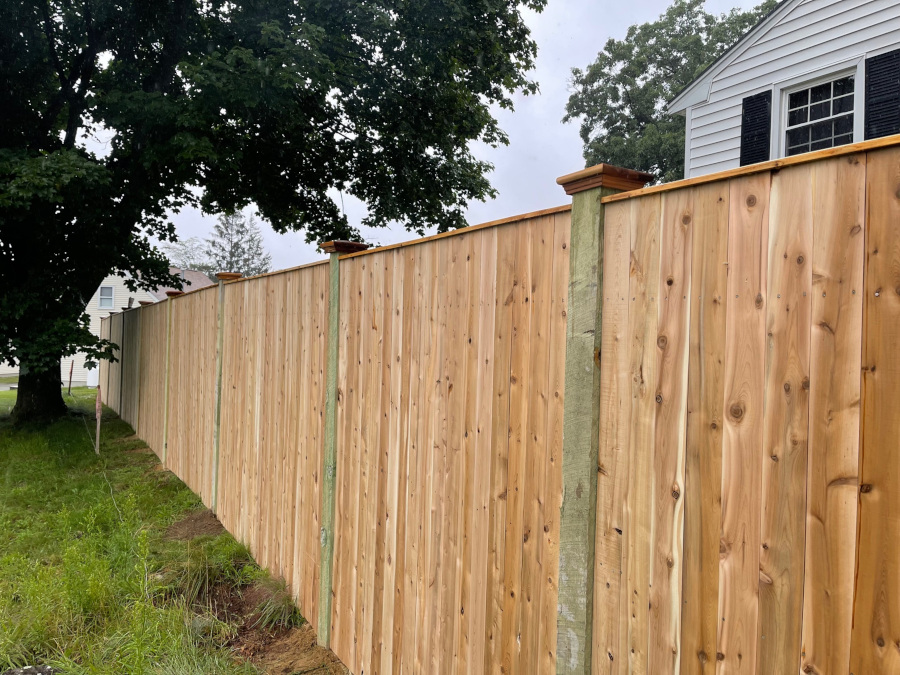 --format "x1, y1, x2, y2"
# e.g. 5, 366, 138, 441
771, 57, 865, 159
98, 285, 114, 309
